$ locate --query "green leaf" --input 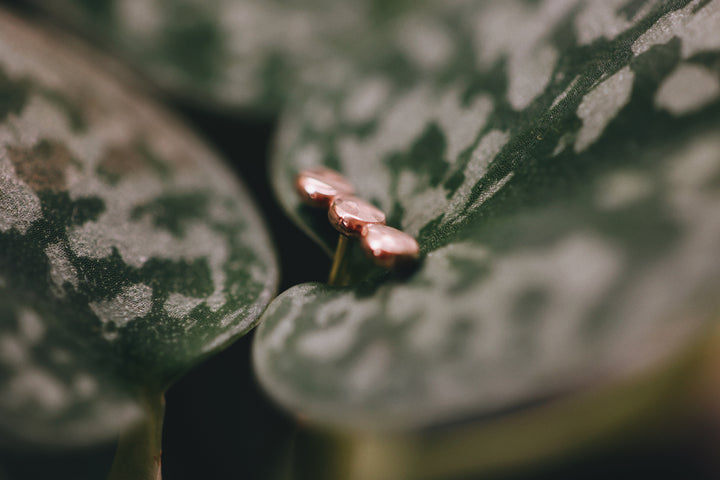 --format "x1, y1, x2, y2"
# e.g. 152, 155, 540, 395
28, 0, 430, 111
255, 0, 720, 442
0, 9, 277, 446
